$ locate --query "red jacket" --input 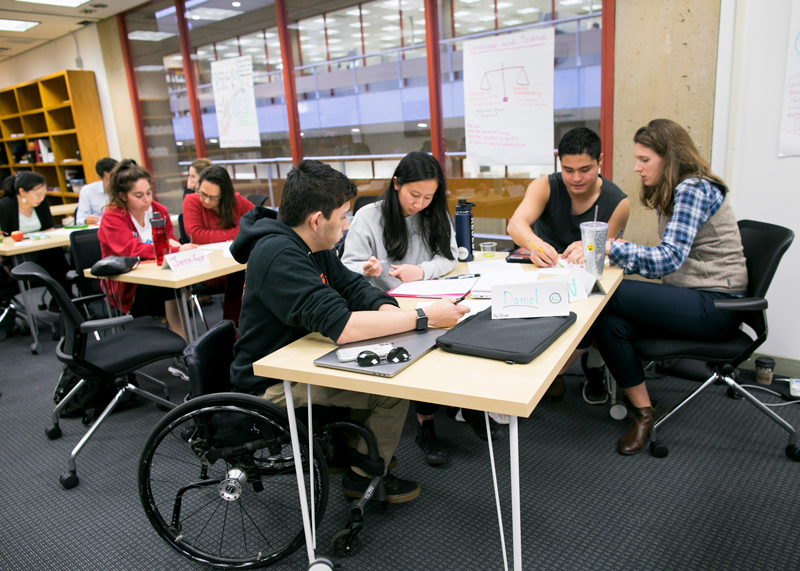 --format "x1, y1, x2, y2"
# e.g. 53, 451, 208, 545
97, 201, 178, 314
182, 192, 253, 244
